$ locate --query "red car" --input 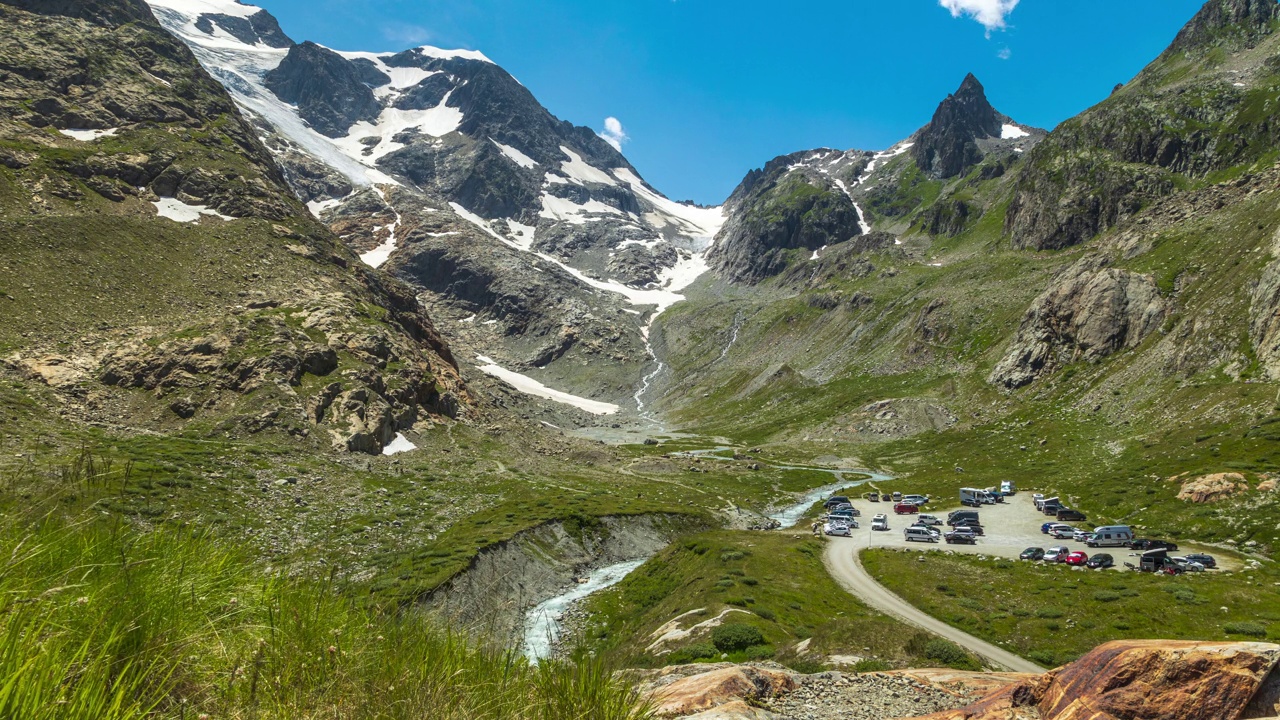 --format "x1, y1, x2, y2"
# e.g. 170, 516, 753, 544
893, 503, 919, 515
1064, 551, 1089, 566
